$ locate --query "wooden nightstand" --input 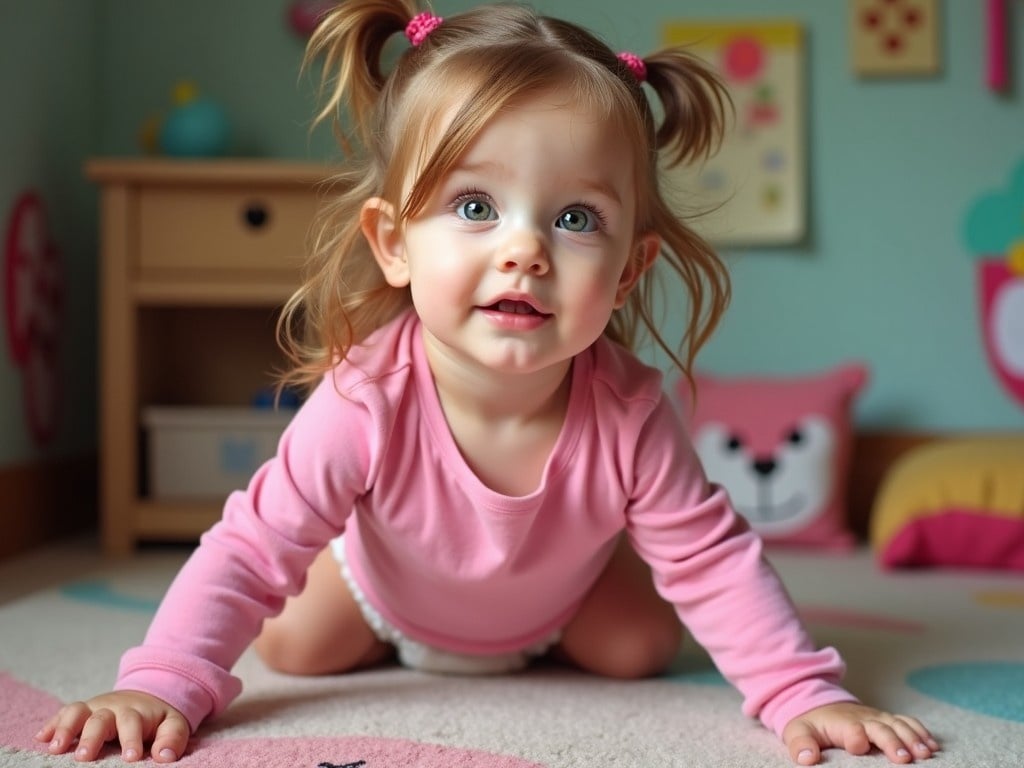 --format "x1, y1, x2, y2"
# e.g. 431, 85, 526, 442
86, 159, 328, 555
